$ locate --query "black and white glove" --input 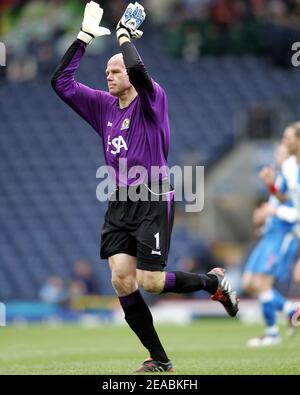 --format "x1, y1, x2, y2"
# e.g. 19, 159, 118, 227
116, 2, 146, 41
77, 1, 111, 45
